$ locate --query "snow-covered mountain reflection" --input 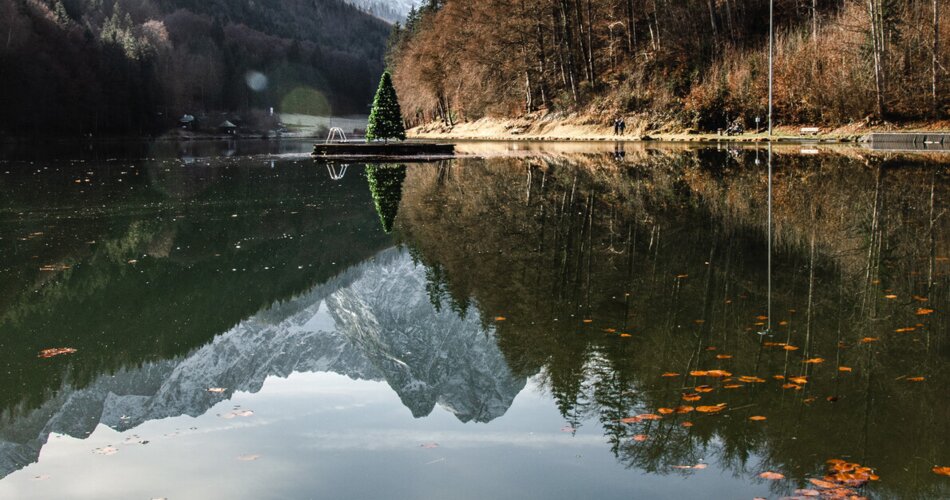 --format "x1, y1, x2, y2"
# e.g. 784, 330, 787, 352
0, 248, 525, 478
